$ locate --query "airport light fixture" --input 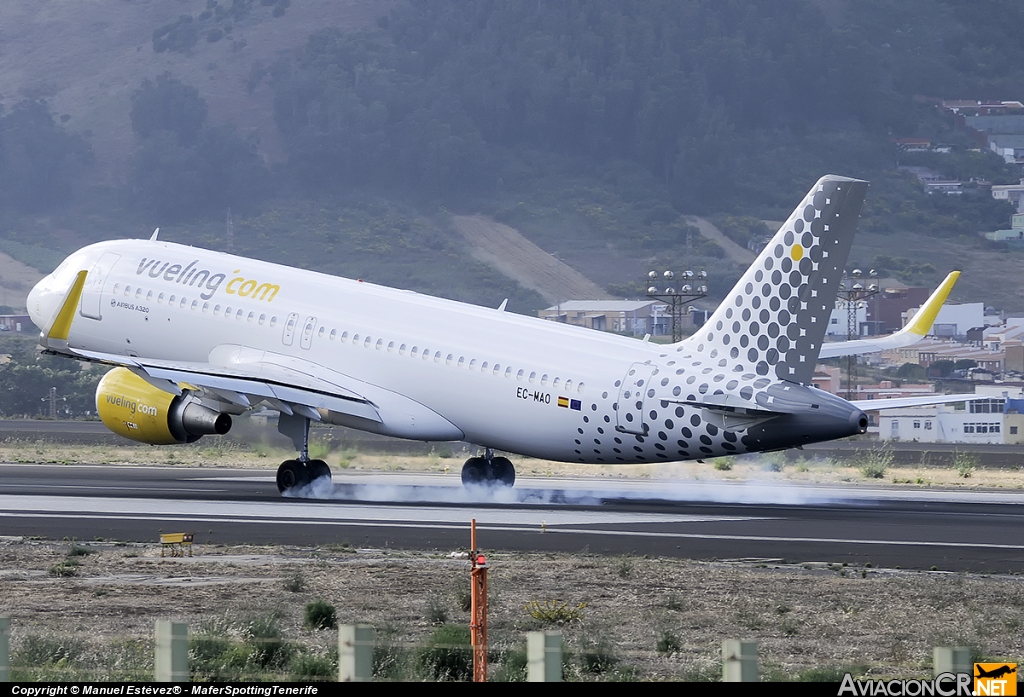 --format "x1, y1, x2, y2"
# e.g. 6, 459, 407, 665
837, 268, 879, 399
645, 269, 708, 342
